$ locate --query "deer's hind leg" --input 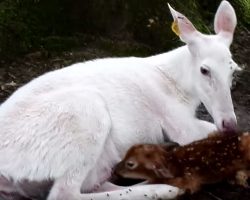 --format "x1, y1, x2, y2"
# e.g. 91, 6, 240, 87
50, 177, 181, 200
46, 89, 114, 200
